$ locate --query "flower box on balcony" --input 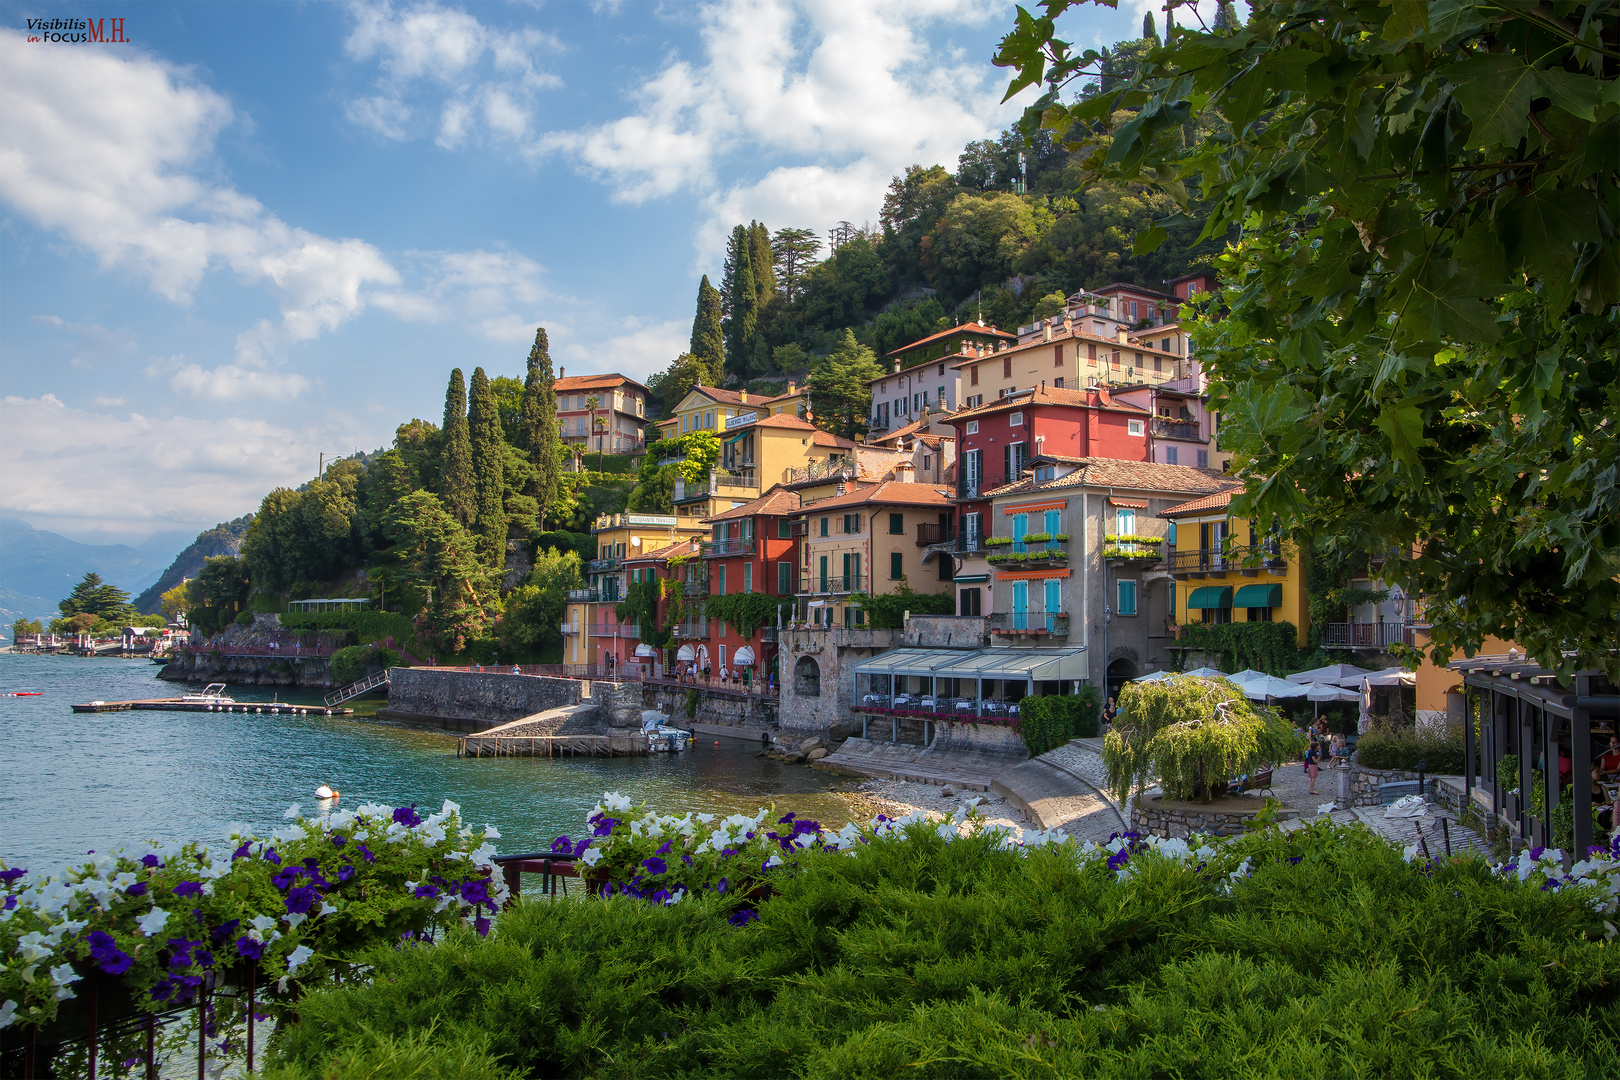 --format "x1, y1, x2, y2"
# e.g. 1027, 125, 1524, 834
1102, 547, 1163, 561
1021, 532, 1053, 543
985, 537, 1012, 547
1104, 534, 1164, 545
